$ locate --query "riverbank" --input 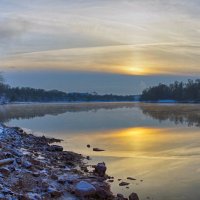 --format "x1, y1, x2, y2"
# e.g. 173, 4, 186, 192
0, 124, 138, 200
